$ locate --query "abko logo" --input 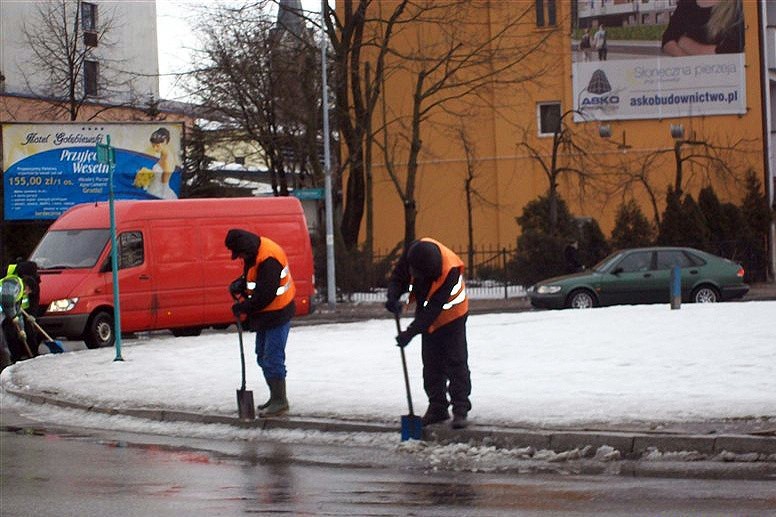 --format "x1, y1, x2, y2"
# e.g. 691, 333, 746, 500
581, 69, 619, 108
